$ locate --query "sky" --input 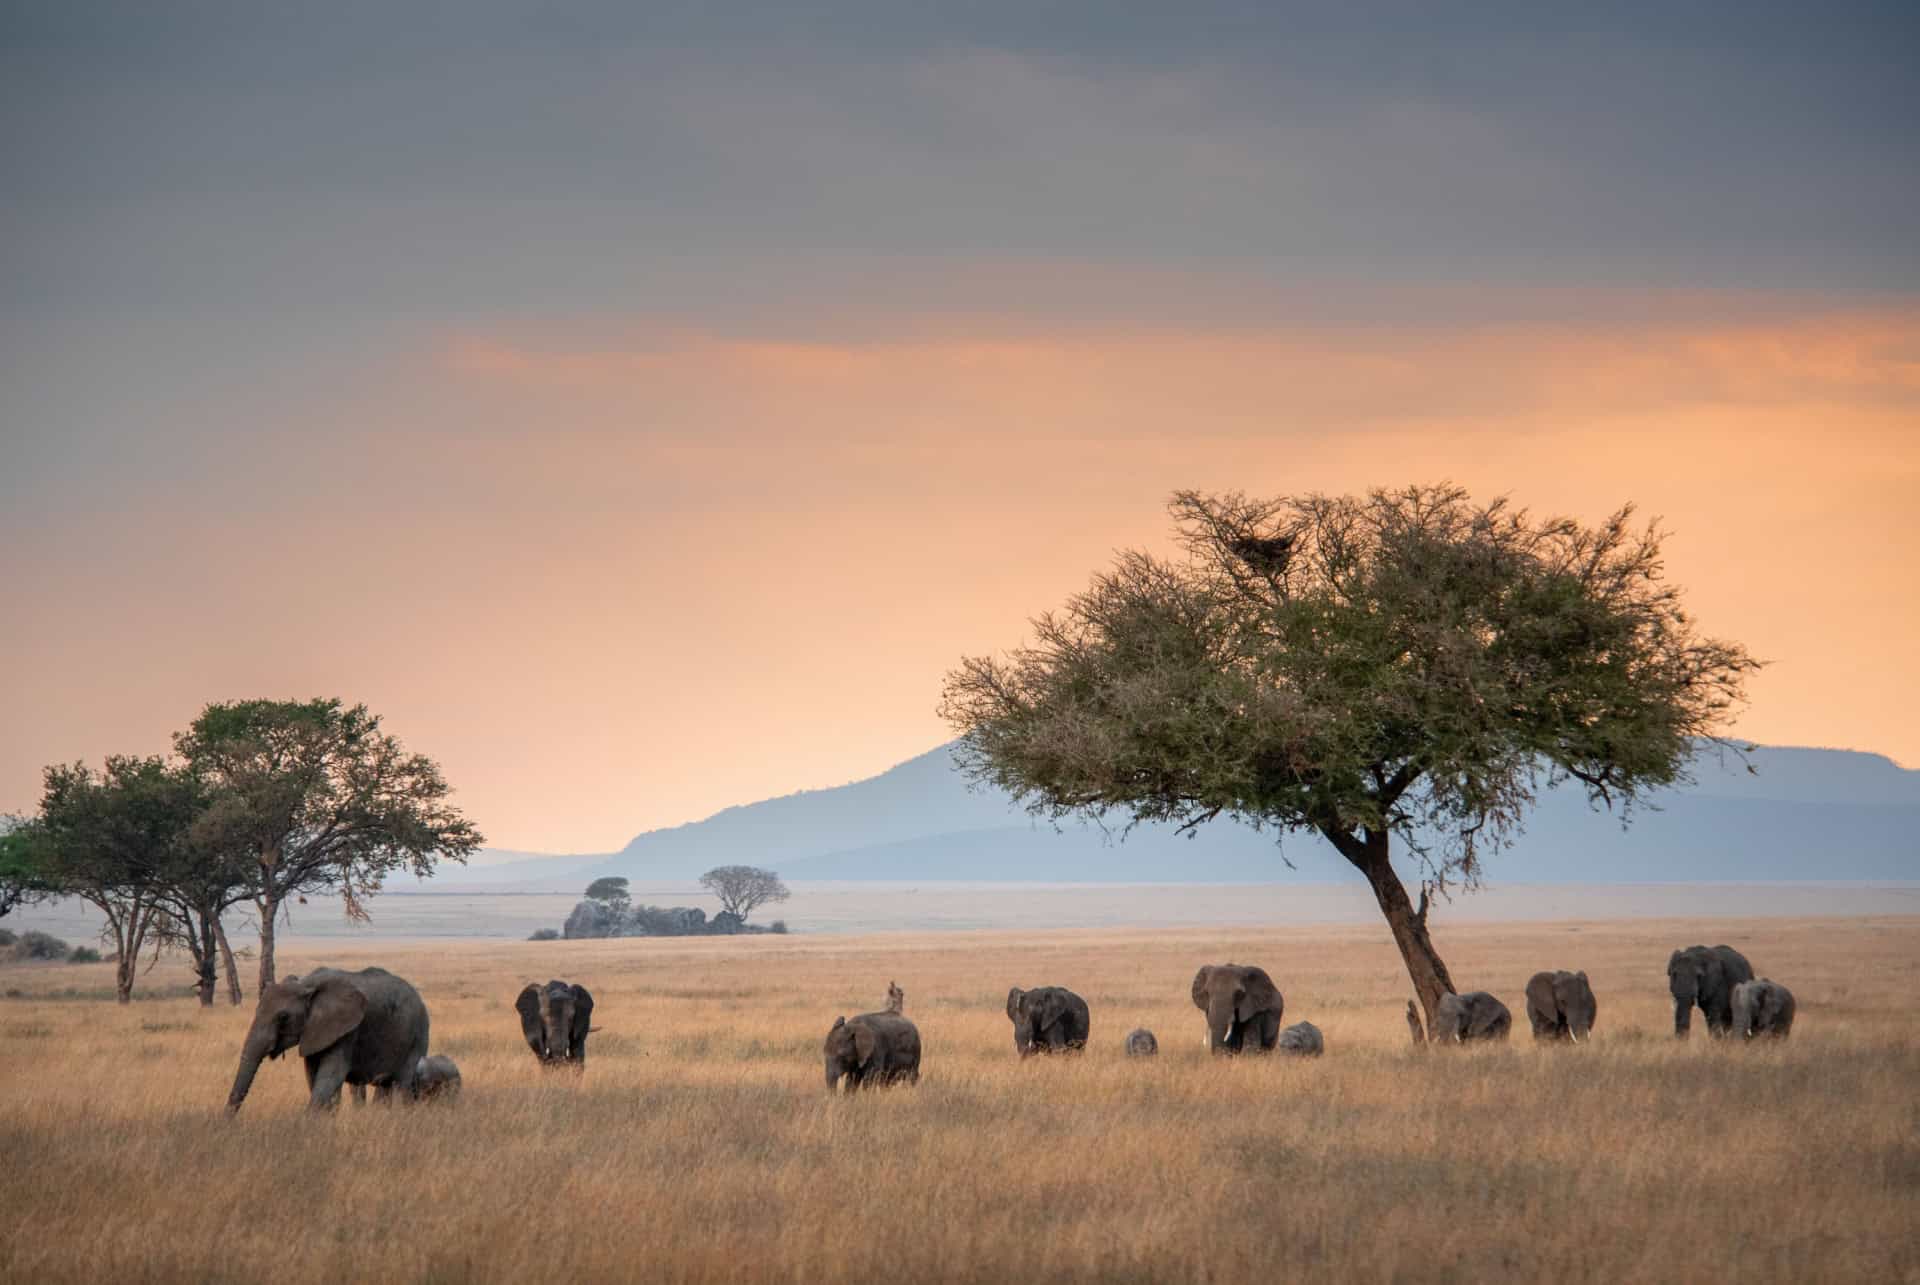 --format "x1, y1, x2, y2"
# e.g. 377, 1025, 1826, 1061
3, 2, 1917, 853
